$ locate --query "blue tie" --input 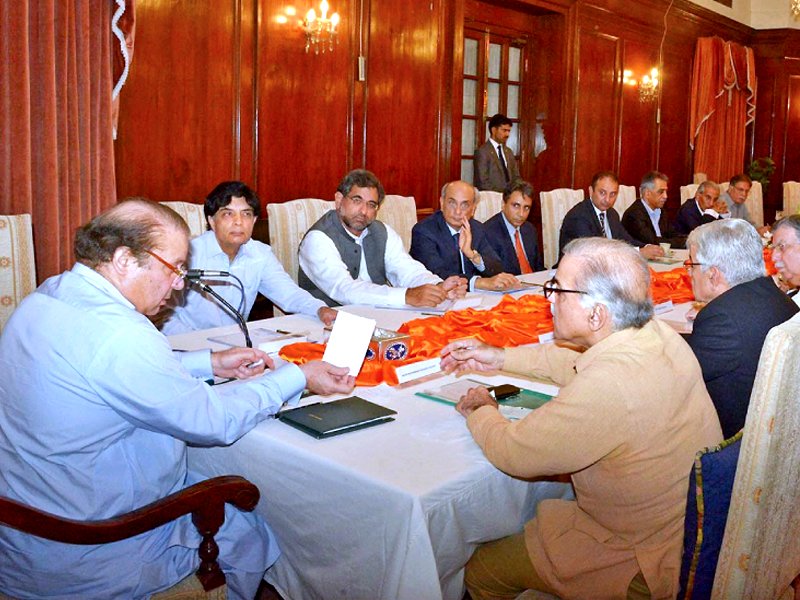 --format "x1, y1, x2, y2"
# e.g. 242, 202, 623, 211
453, 232, 464, 274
